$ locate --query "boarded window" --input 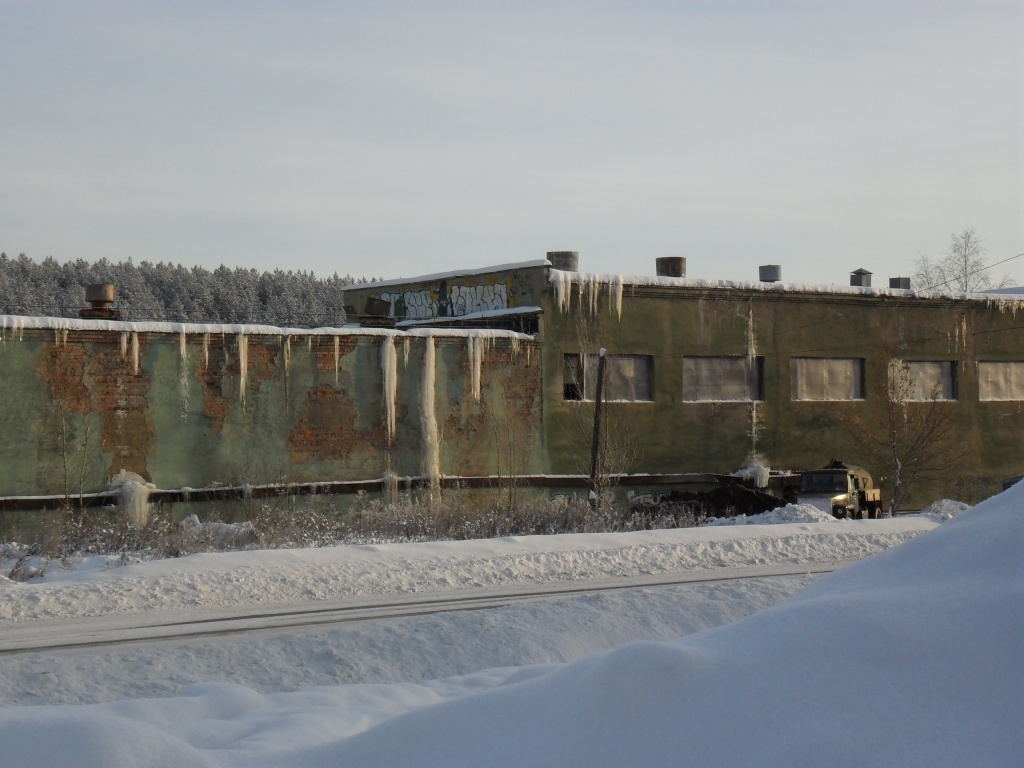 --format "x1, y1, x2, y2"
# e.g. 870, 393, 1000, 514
890, 360, 957, 401
791, 358, 865, 401
682, 356, 764, 402
563, 353, 654, 402
978, 361, 1024, 401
